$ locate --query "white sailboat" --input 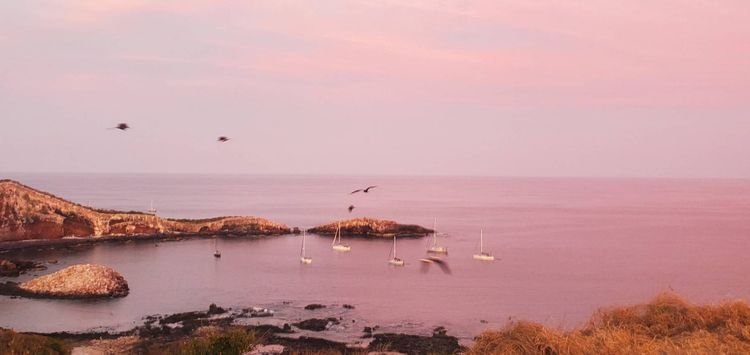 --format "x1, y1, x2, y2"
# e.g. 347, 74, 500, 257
331, 222, 351, 252
213, 237, 221, 258
388, 235, 405, 266
427, 218, 448, 254
472, 229, 495, 261
300, 231, 312, 264
147, 200, 157, 215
